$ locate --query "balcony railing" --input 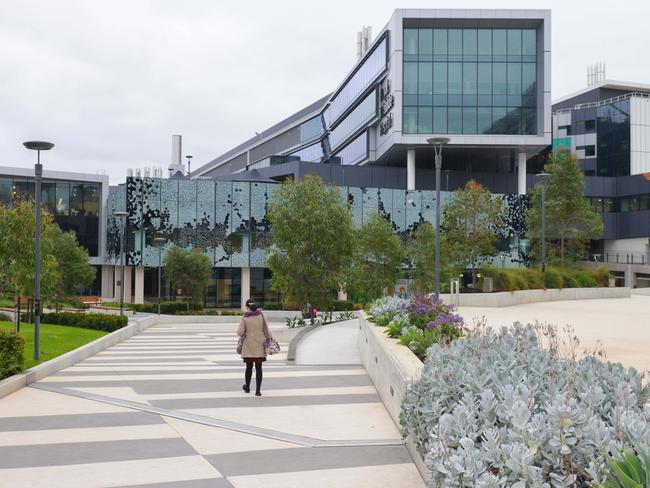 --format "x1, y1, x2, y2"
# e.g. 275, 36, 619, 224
590, 251, 649, 266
